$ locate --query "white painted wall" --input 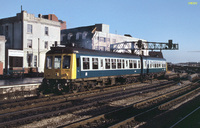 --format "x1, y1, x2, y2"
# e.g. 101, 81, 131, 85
0, 36, 6, 69
92, 31, 148, 55
23, 11, 61, 72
